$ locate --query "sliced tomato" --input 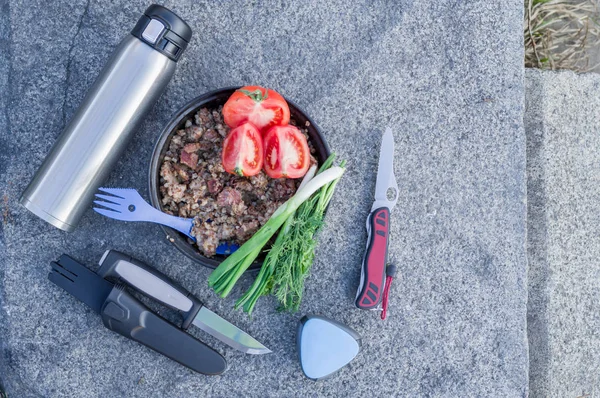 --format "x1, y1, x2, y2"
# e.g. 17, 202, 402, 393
222, 86, 290, 133
263, 125, 310, 179
222, 123, 263, 177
